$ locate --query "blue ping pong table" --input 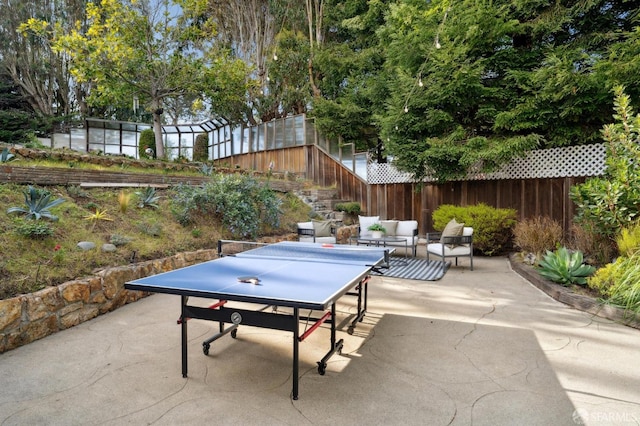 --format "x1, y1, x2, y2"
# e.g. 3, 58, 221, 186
124, 241, 390, 400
